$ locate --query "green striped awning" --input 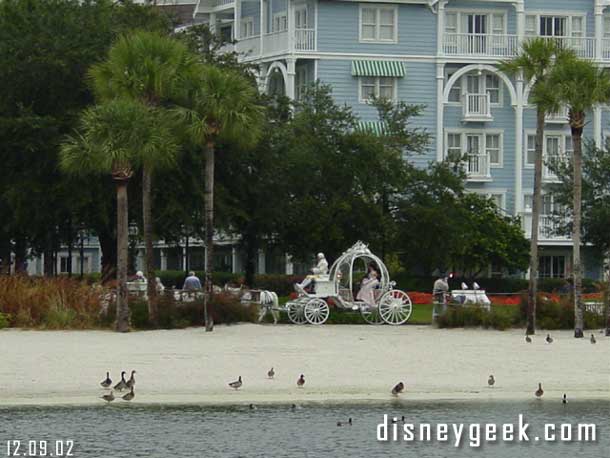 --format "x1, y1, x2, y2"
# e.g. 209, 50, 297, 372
351, 60, 405, 77
356, 121, 387, 136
